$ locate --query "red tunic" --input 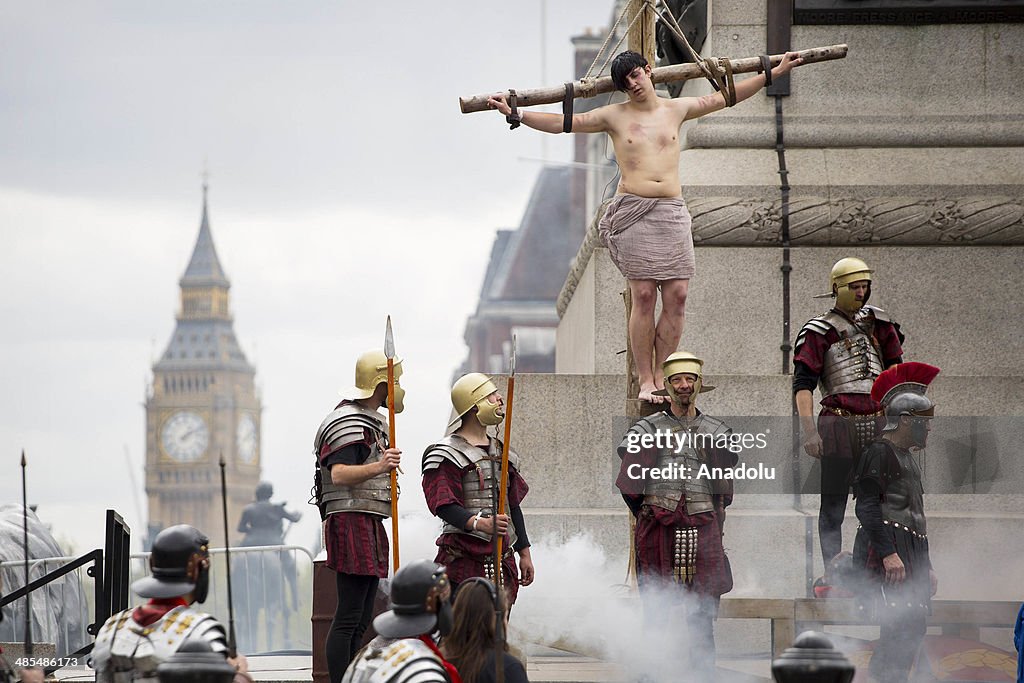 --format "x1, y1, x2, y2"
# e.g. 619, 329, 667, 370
422, 460, 529, 603
322, 513, 389, 578
616, 434, 735, 599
